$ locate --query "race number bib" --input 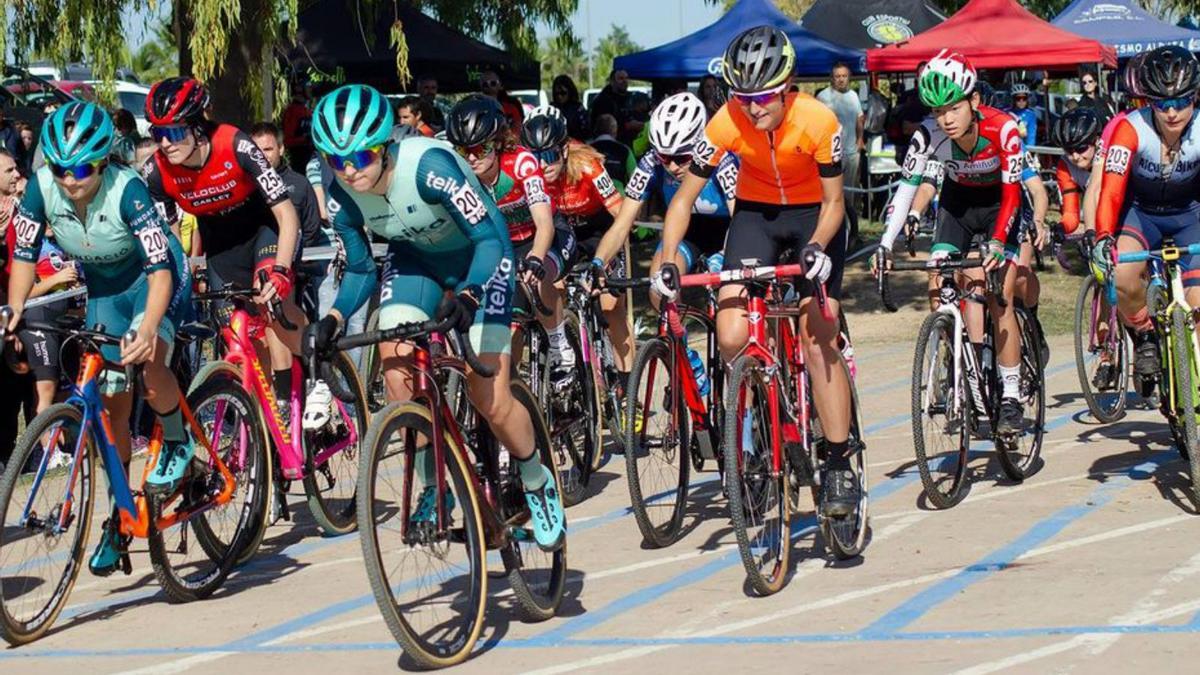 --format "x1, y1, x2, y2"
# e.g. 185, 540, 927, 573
137, 225, 171, 265
450, 183, 488, 224
1106, 145, 1132, 175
